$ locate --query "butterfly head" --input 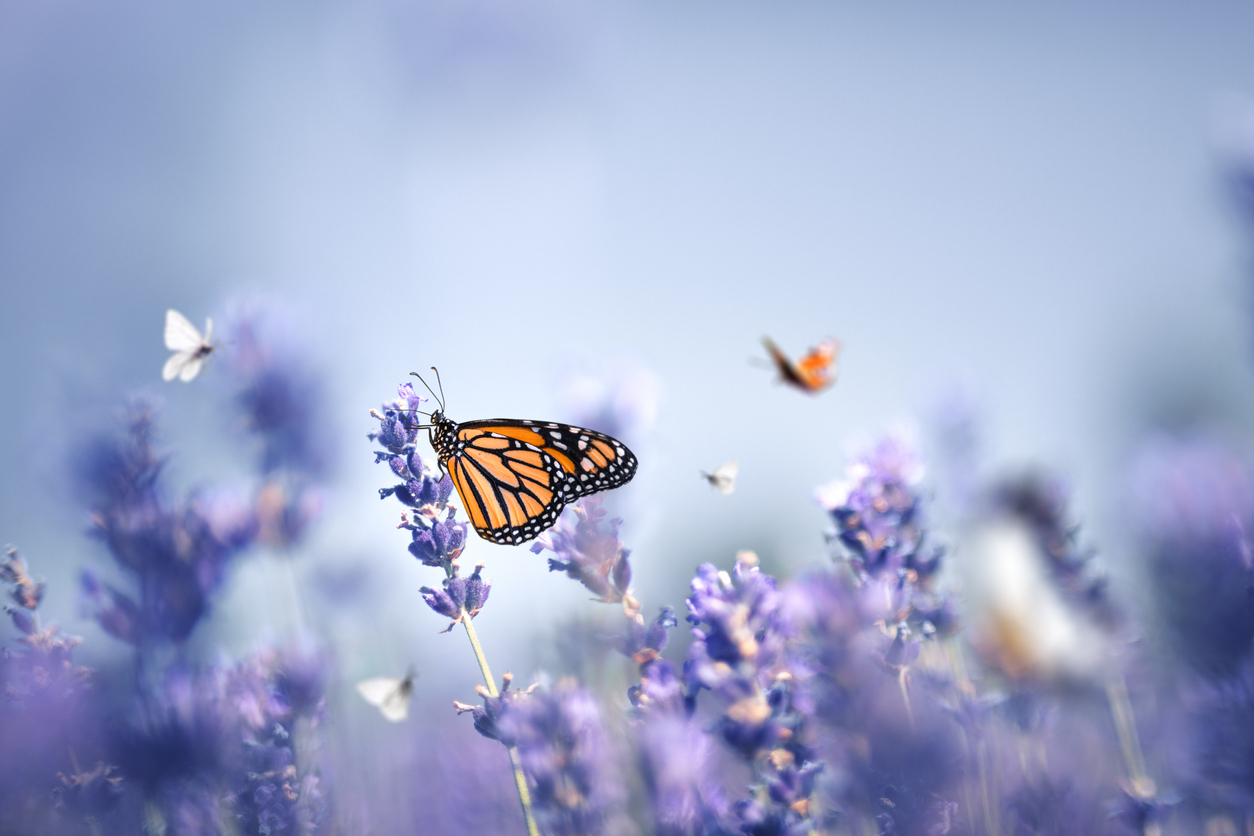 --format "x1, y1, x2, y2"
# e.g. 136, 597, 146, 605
427, 411, 459, 463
